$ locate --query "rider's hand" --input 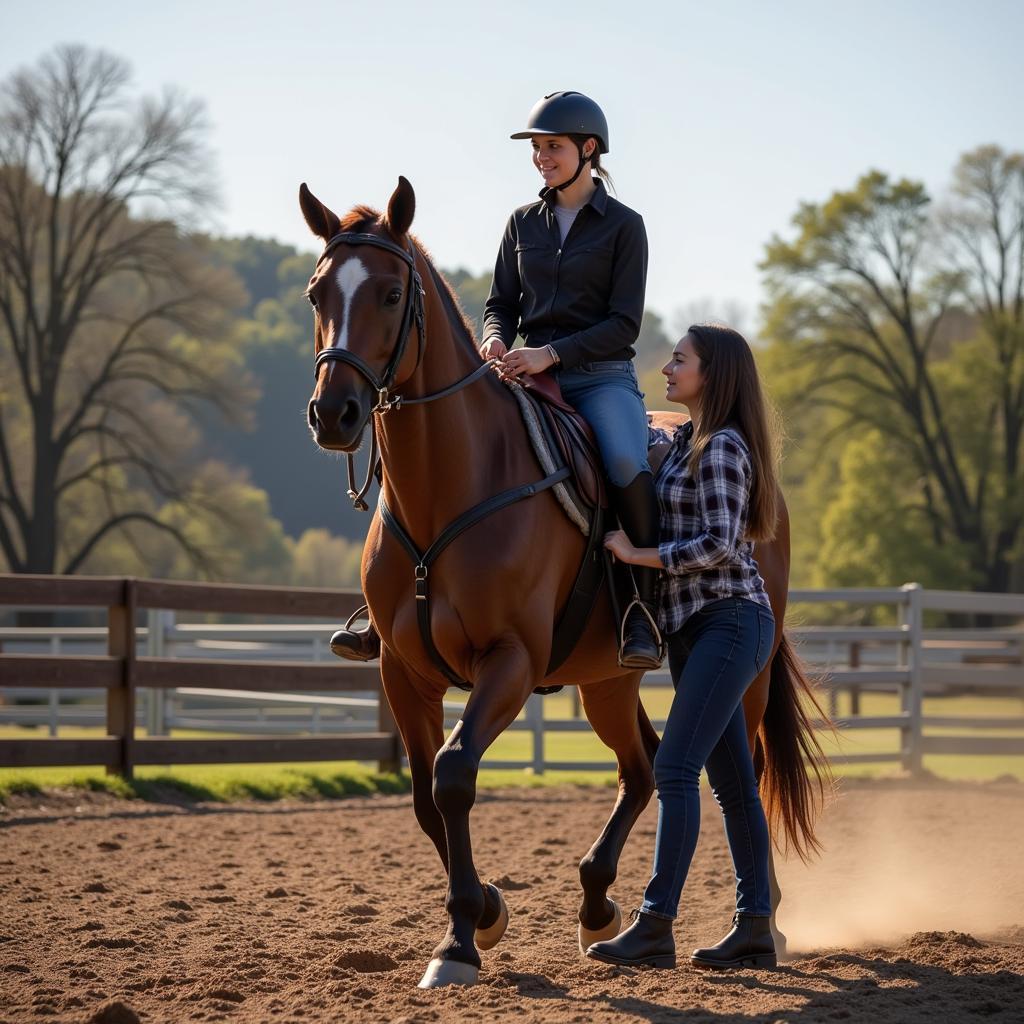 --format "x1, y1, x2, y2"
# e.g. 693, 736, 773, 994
603, 530, 636, 564
501, 346, 556, 378
479, 338, 508, 361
